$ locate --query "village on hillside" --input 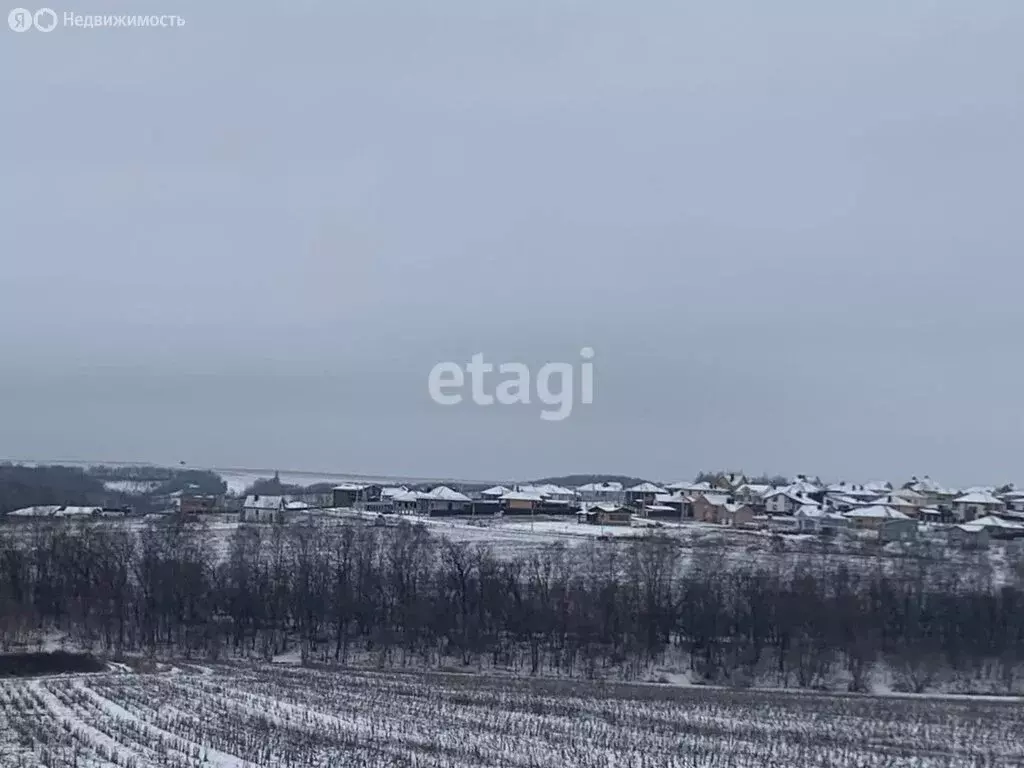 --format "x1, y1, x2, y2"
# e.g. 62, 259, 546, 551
7, 470, 1023, 550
